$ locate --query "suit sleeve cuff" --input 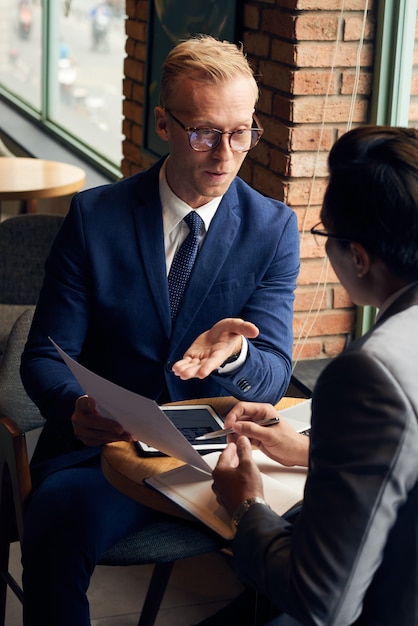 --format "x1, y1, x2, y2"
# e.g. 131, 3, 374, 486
216, 337, 248, 375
